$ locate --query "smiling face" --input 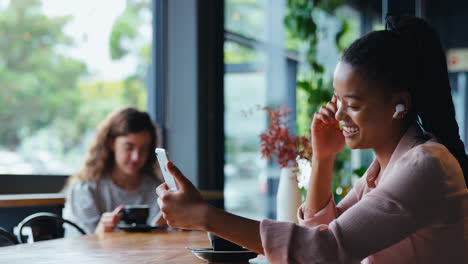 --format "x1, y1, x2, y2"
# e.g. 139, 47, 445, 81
111, 131, 152, 177
333, 61, 402, 151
